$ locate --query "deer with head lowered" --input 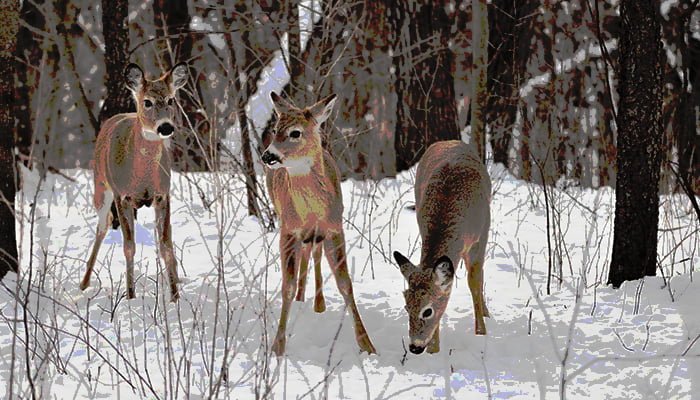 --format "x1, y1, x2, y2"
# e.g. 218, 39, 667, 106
81, 62, 188, 302
261, 92, 376, 356
392, 140, 491, 355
